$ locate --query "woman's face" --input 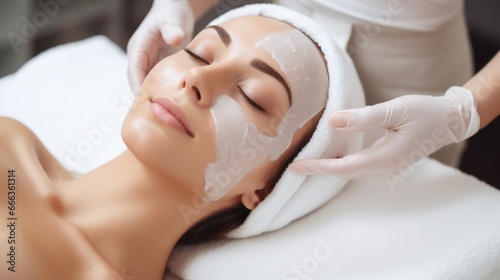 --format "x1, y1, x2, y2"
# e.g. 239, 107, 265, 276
122, 16, 325, 208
